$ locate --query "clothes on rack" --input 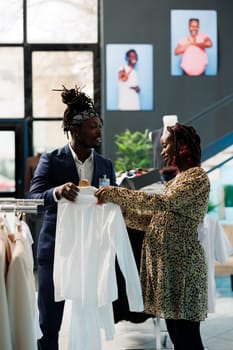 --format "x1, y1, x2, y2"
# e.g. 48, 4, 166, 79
7, 222, 37, 350
0, 225, 12, 349
54, 186, 144, 350
0, 211, 41, 350
198, 214, 233, 313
